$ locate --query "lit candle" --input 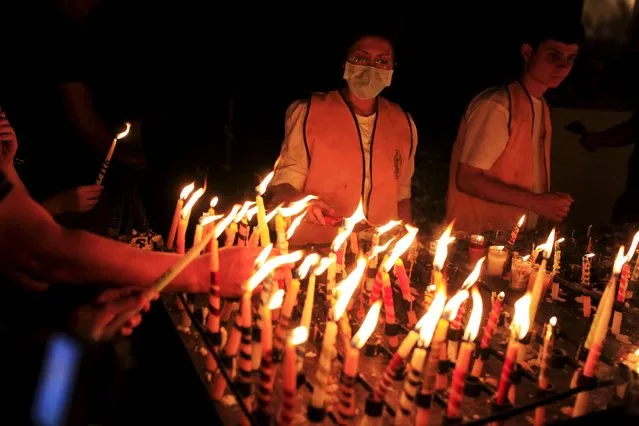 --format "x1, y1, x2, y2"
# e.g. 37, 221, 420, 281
632, 249, 639, 282
177, 187, 205, 254
507, 214, 526, 247
255, 171, 274, 247
468, 234, 486, 266
395, 290, 446, 424
167, 182, 195, 250
415, 287, 467, 426
95, 122, 131, 185
448, 257, 485, 363
256, 289, 284, 419
495, 293, 531, 405
534, 316, 556, 426
309, 258, 365, 414
446, 287, 482, 420
278, 326, 309, 426
334, 258, 367, 350
336, 301, 381, 424
612, 263, 631, 335
486, 246, 508, 277
471, 291, 505, 377
574, 248, 626, 416
529, 229, 555, 326
258, 251, 306, 364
